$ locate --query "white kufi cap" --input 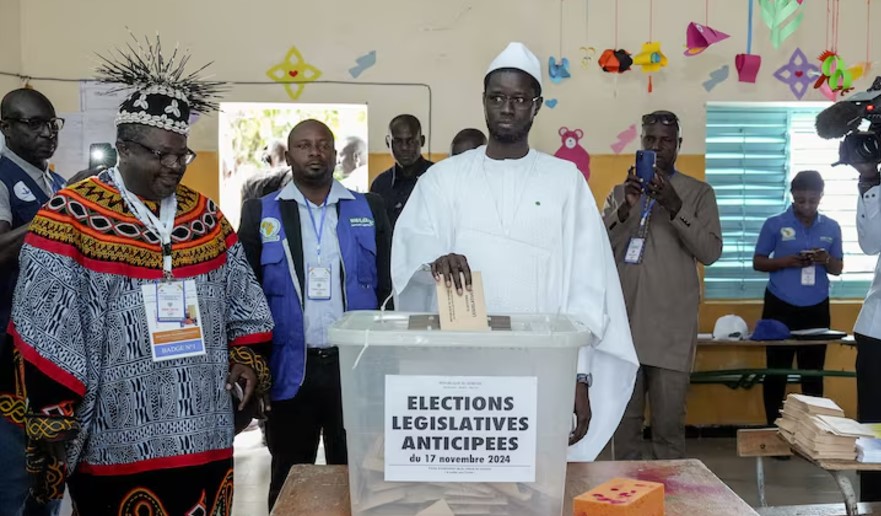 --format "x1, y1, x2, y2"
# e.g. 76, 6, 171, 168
485, 42, 543, 93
